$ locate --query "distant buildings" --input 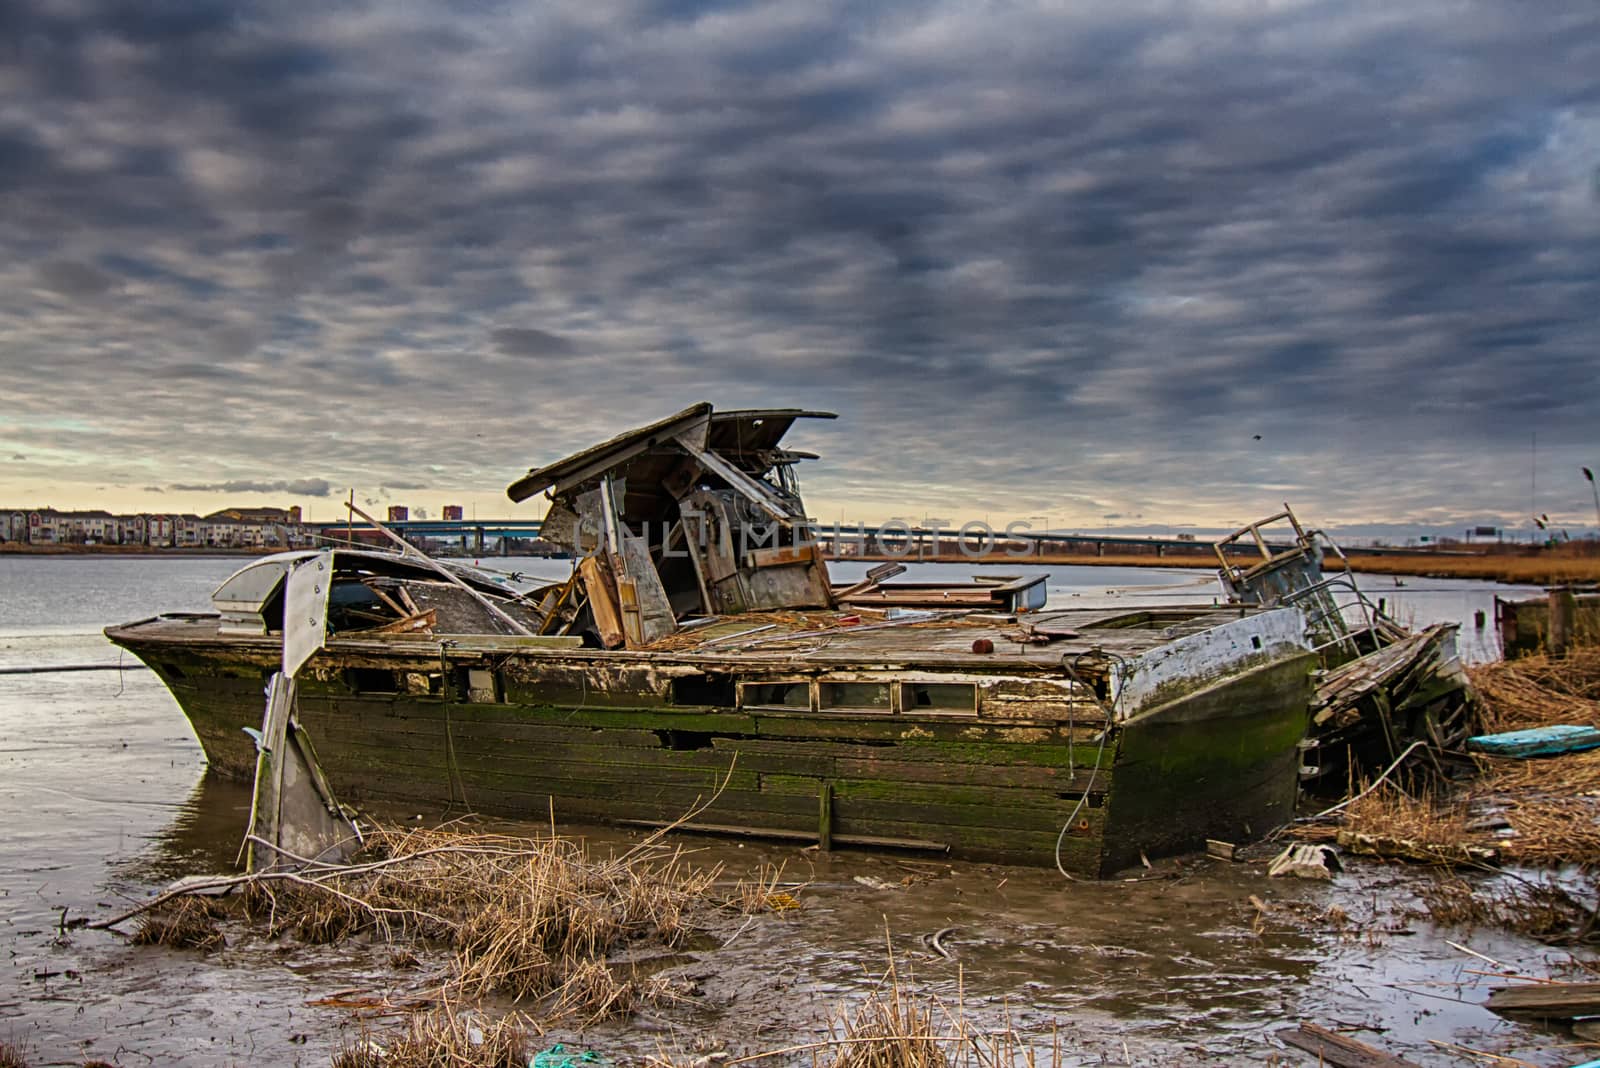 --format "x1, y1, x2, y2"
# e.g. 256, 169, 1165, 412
0, 505, 312, 549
